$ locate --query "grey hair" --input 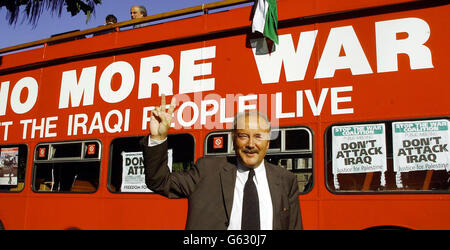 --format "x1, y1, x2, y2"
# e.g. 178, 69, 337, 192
232, 110, 271, 133
137, 5, 147, 16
